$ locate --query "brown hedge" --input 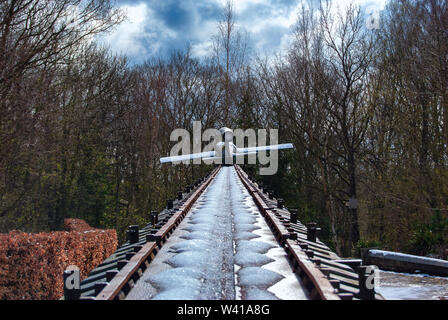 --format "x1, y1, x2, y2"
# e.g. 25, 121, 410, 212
0, 219, 117, 300
63, 218, 96, 232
